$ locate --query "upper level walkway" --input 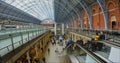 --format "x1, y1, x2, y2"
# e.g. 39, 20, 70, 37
0, 27, 49, 56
